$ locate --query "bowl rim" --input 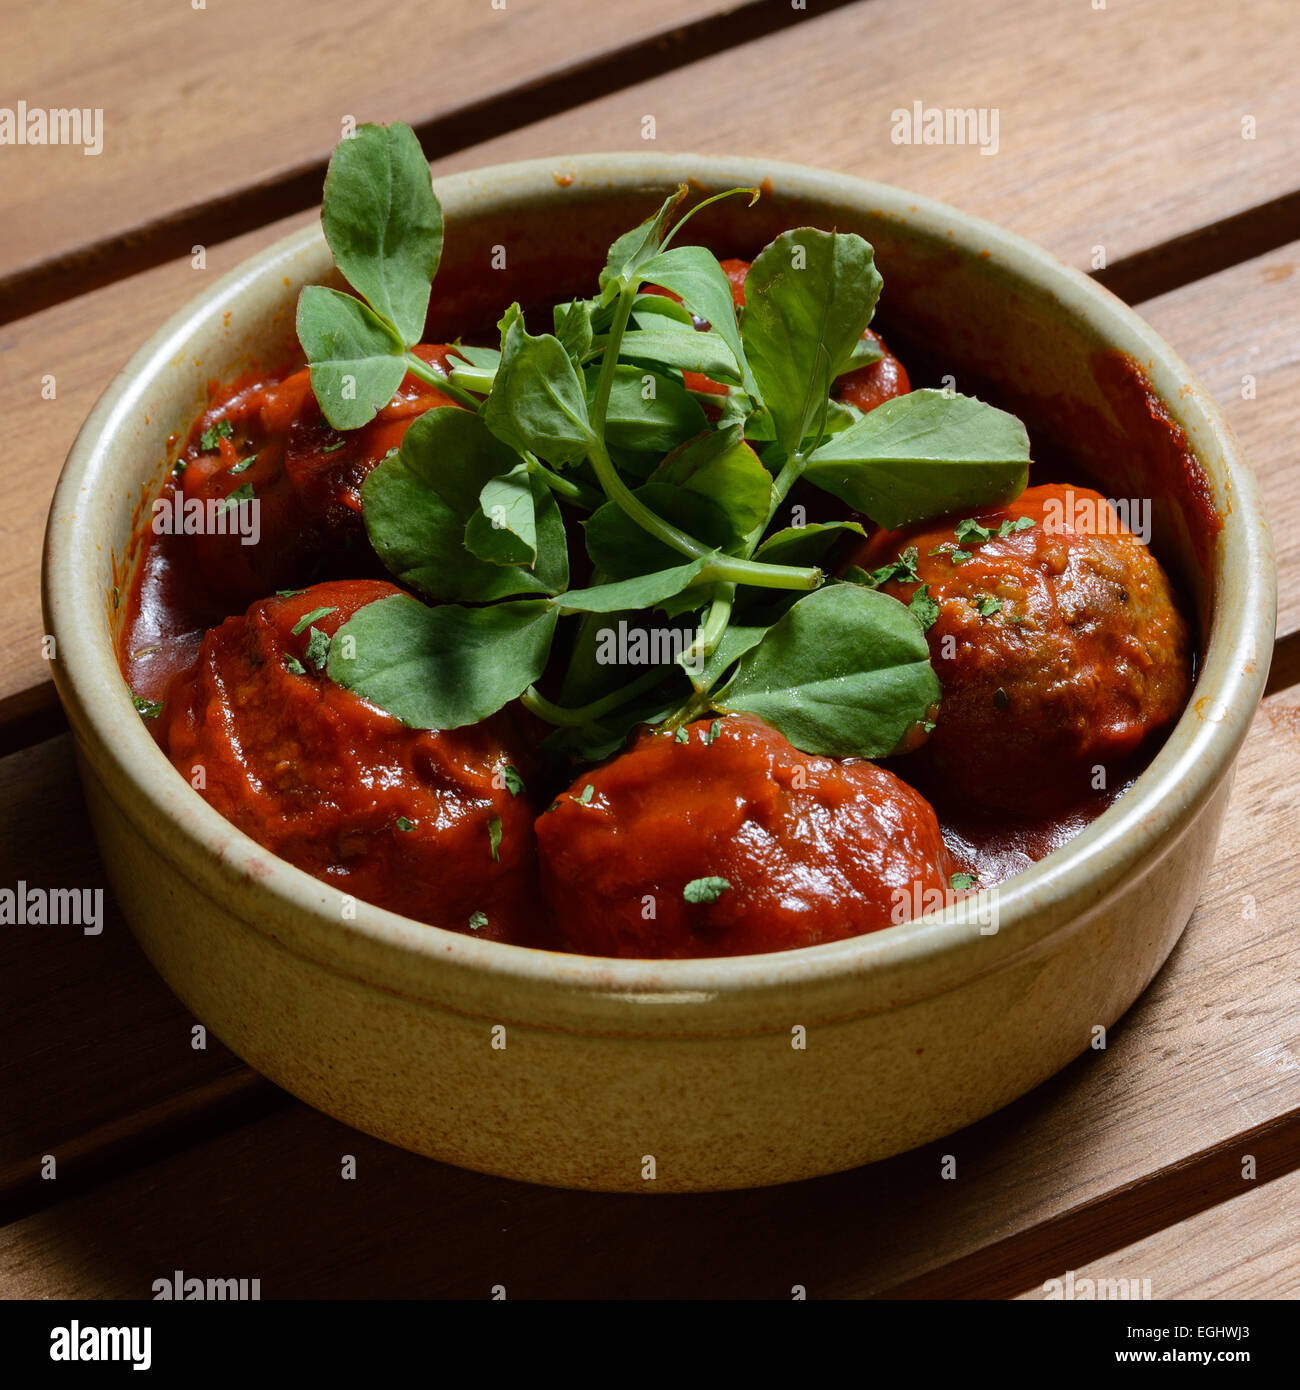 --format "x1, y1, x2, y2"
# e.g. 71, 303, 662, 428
43, 152, 1276, 1026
